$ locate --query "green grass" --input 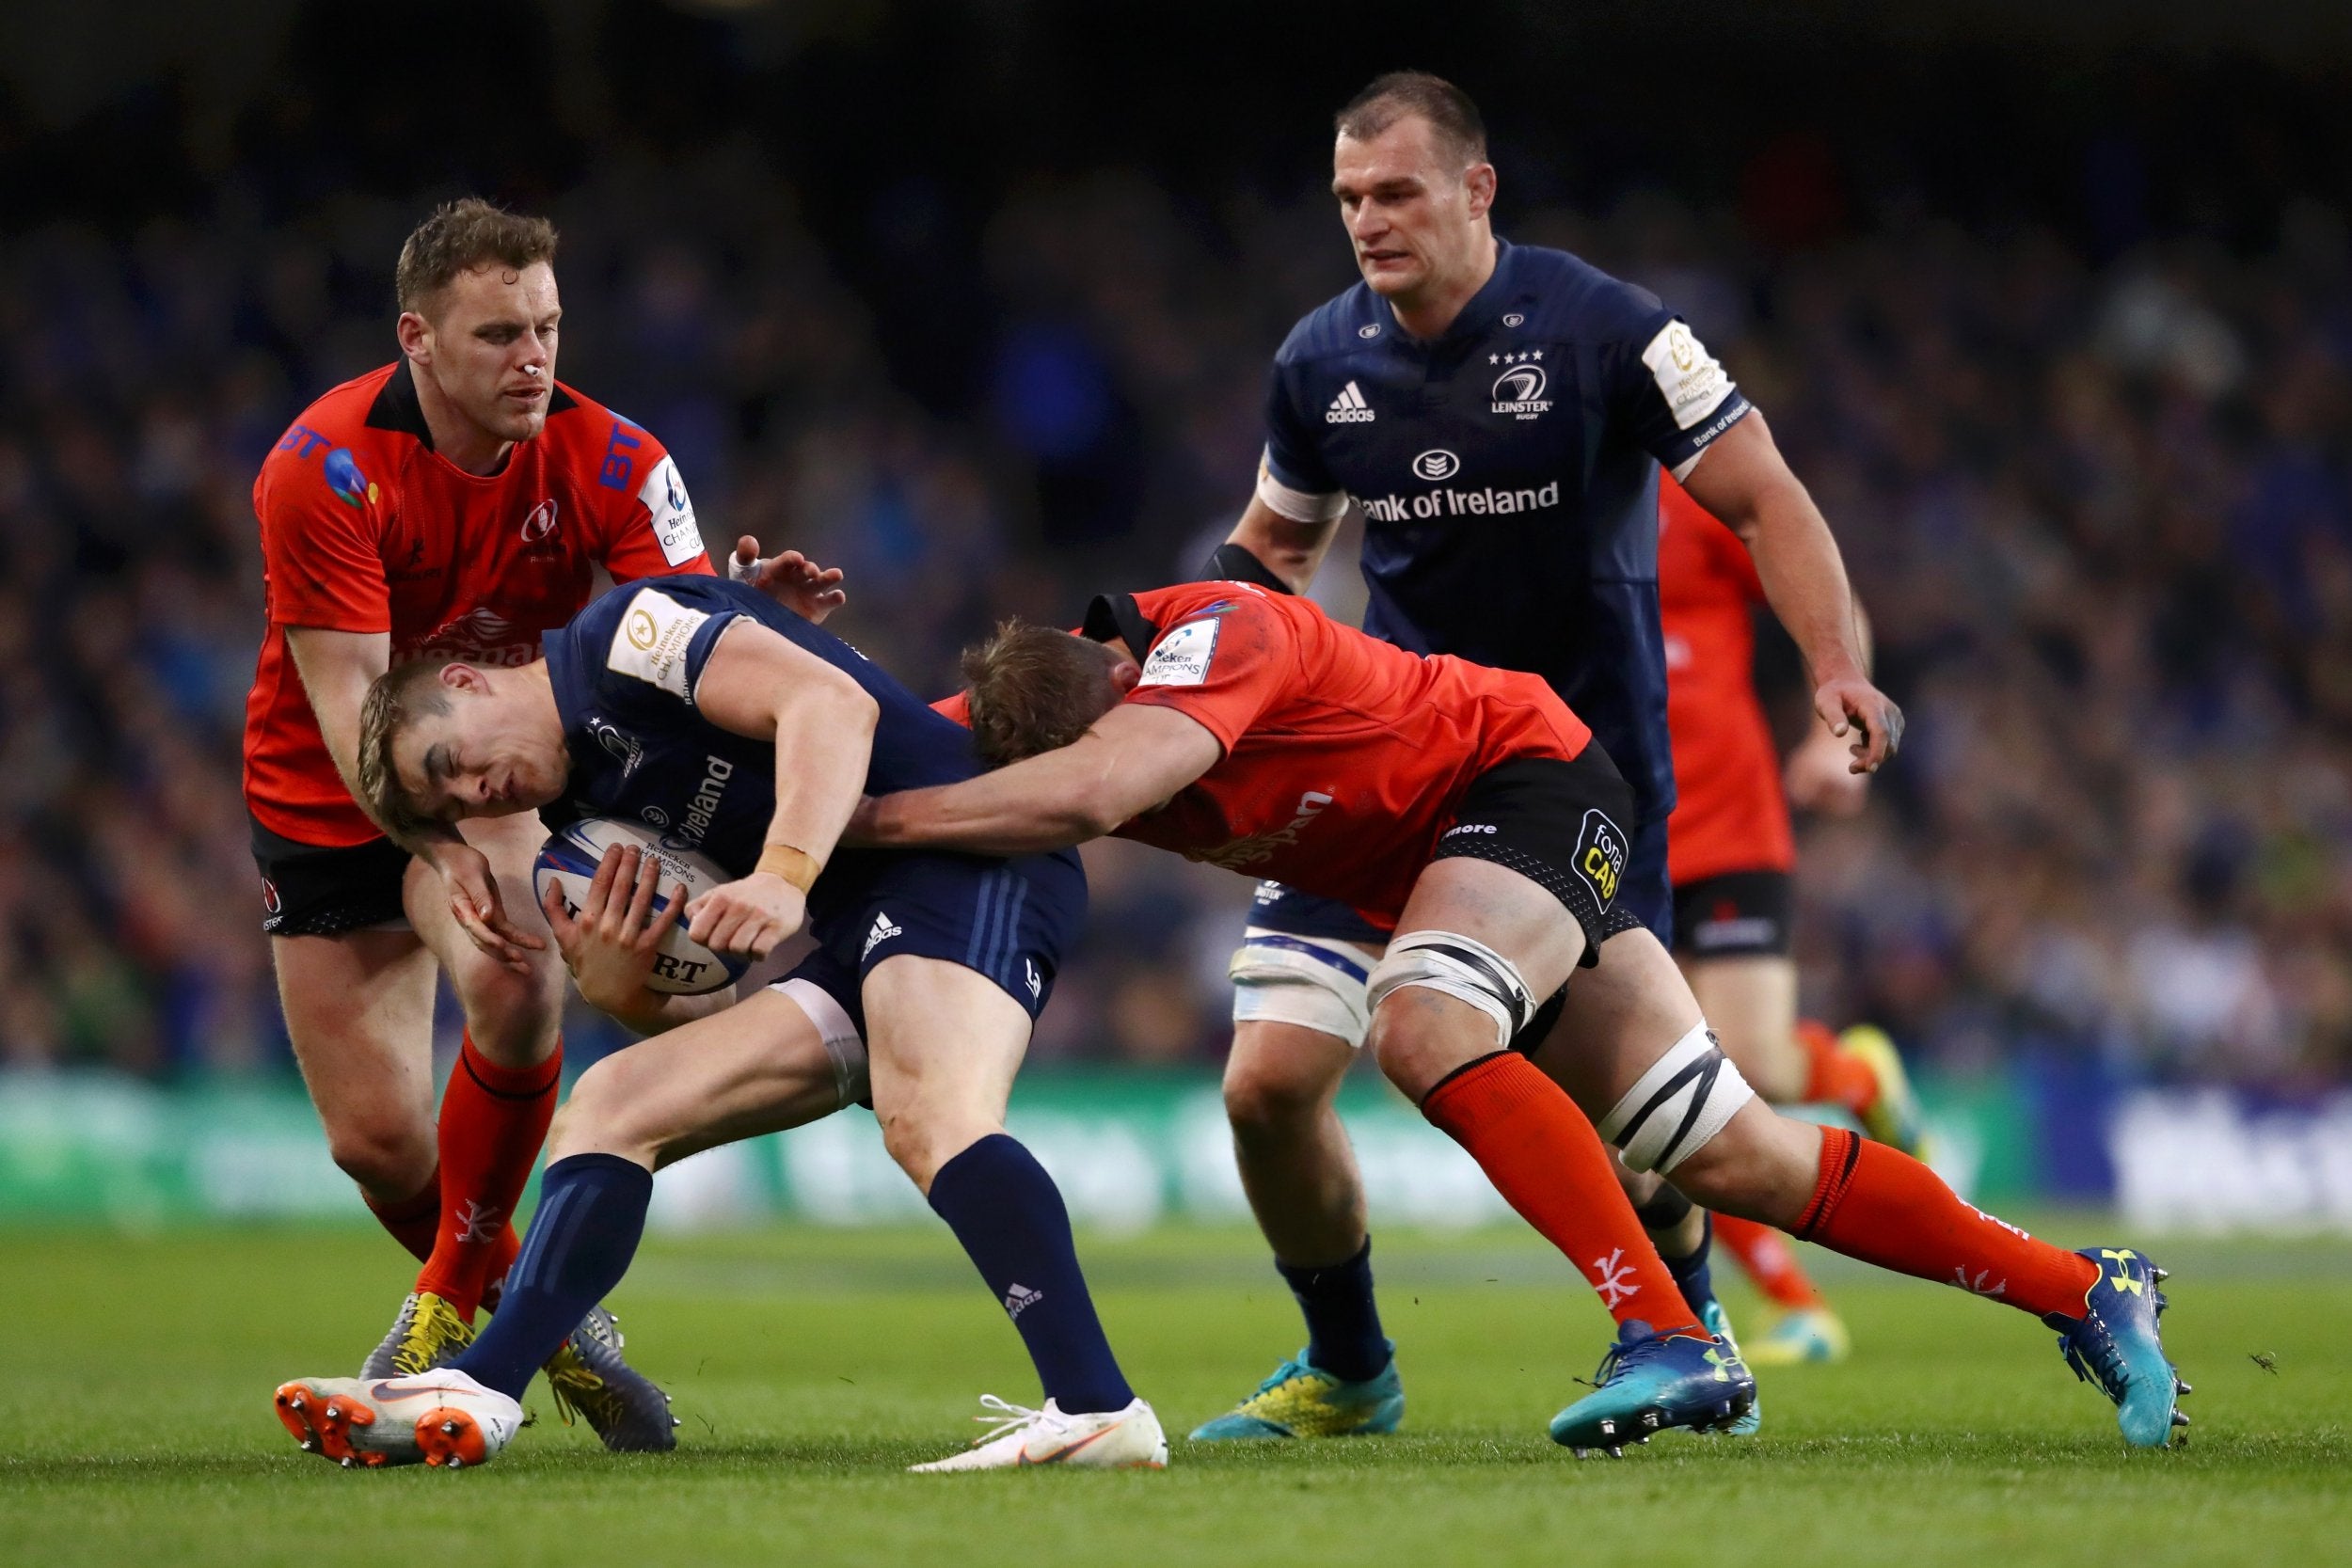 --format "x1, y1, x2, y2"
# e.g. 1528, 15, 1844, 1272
1, 1223, 2344, 1566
